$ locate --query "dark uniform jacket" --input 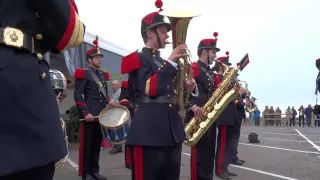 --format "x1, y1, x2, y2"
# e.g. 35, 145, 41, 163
121, 47, 186, 146
215, 74, 239, 126
235, 99, 246, 124
0, 0, 85, 176
185, 60, 218, 123
74, 68, 110, 118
